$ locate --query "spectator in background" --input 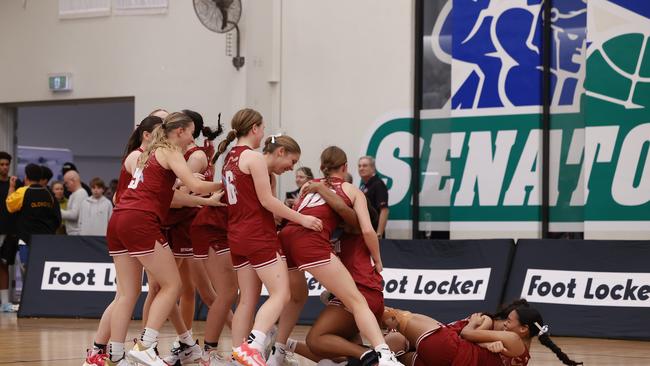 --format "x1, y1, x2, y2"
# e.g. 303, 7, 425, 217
6, 163, 61, 267
50, 181, 67, 235
358, 156, 389, 238
61, 170, 88, 235
0, 152, 22, 312
104, 178, 118, 203
61, 162, 91, 198
79, 177, 113, 236
285, 167, 314, 207
39, 165, 53, 188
